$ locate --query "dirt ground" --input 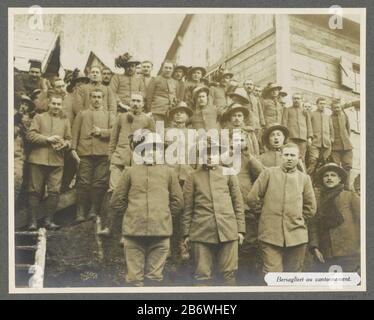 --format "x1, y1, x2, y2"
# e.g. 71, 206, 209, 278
43, 203, 319, 288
